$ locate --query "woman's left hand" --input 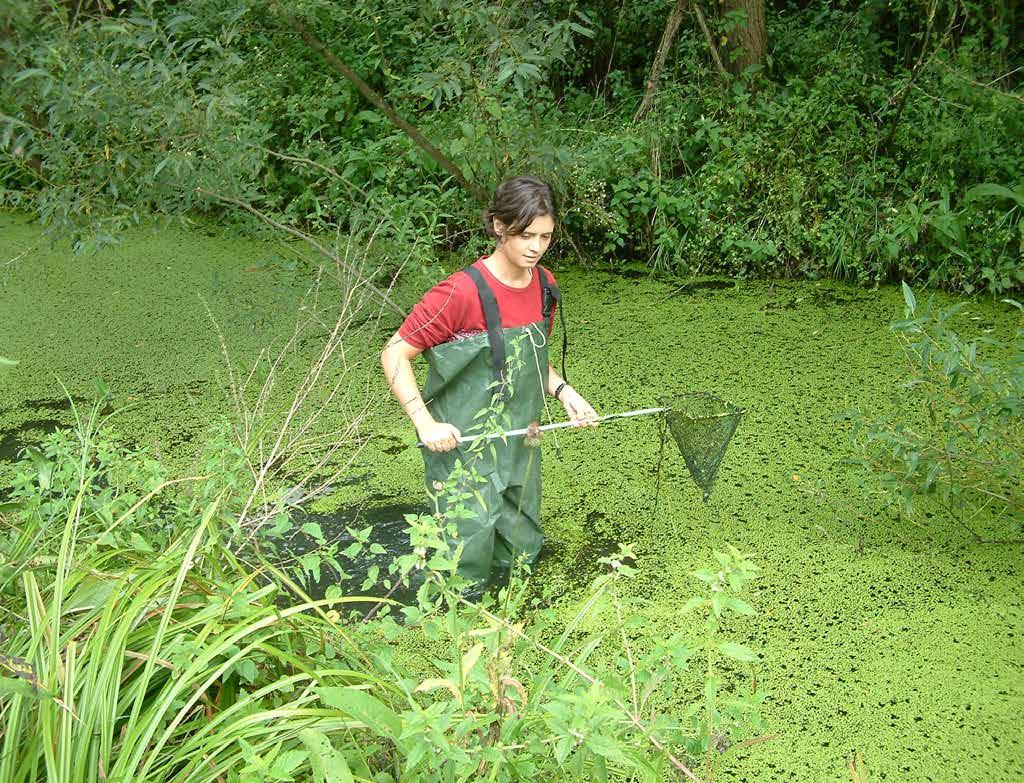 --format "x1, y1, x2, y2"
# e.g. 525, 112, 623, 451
560, 386, 599, 427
